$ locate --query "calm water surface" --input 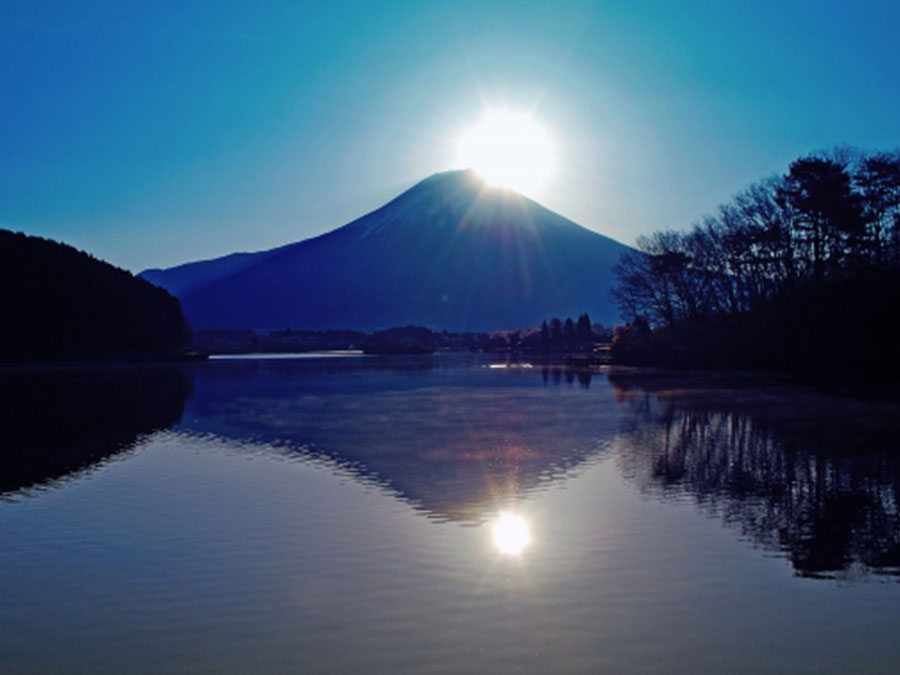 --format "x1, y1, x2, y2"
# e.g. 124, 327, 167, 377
1, 356, 899, 673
